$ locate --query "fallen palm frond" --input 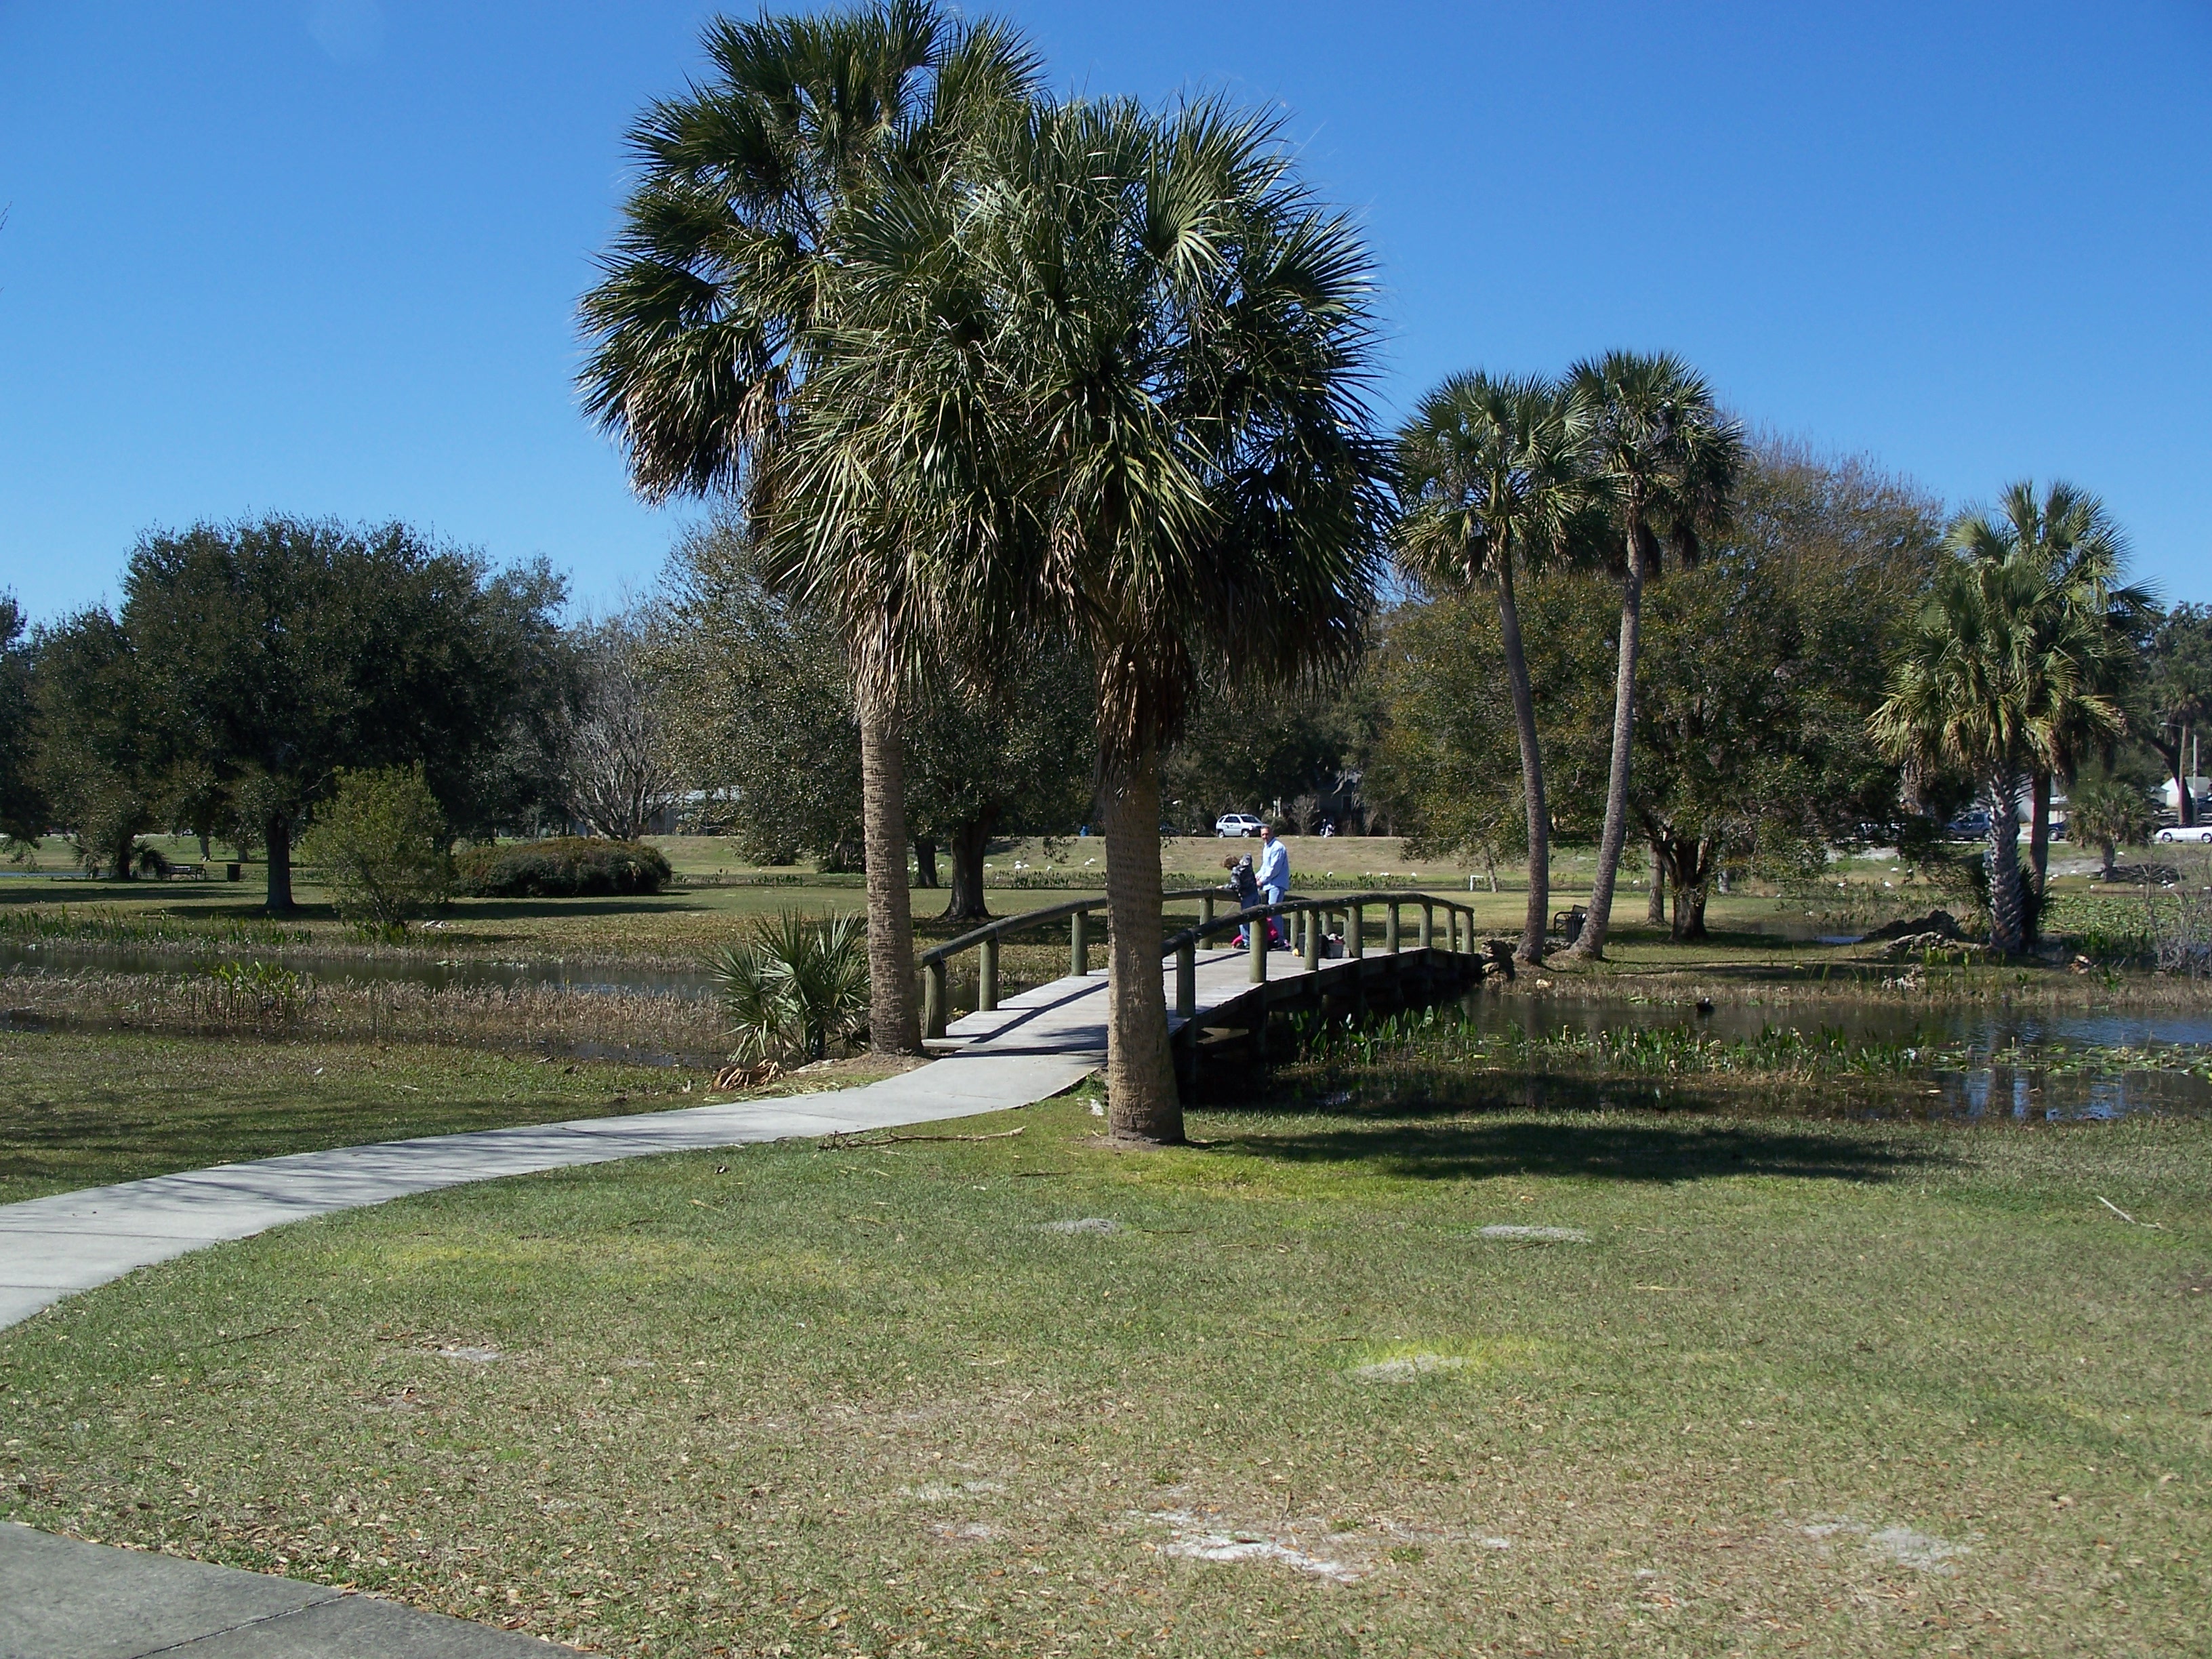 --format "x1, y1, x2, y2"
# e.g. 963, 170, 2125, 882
819, 1126, 1025, 1150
